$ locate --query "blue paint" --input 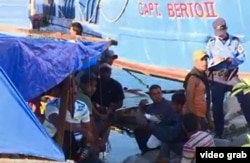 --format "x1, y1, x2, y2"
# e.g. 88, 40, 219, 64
75, 0, 250, 72
0, 0, 250, 78
2, 0, 249, 73
0, 0, 30, 28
